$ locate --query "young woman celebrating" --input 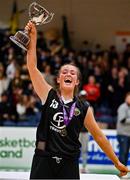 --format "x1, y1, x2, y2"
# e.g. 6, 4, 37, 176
25, 21, 128, 179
